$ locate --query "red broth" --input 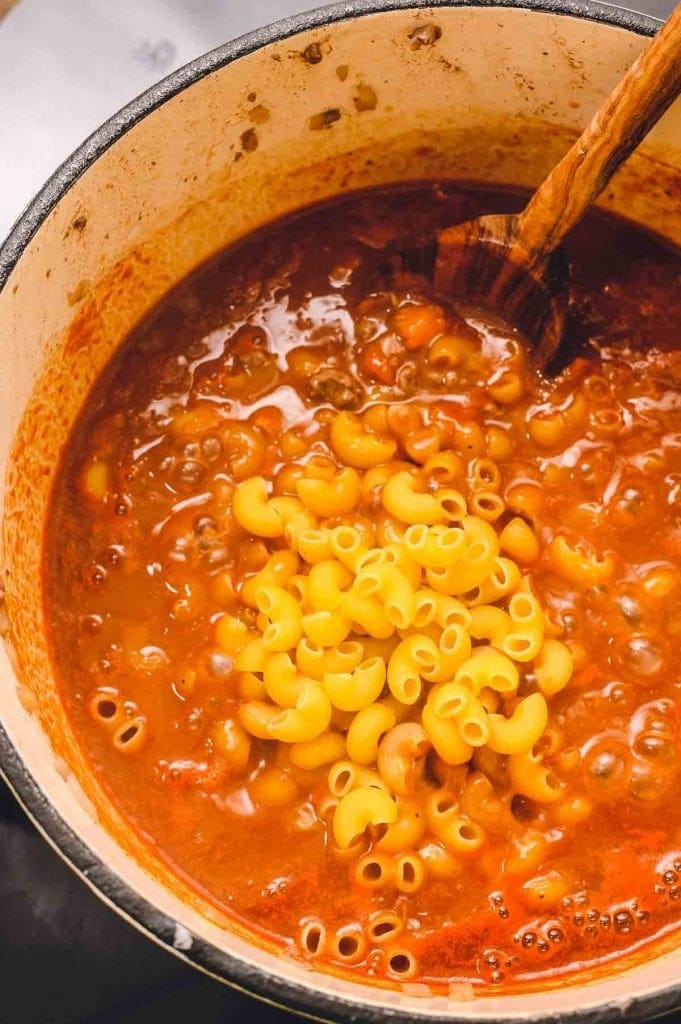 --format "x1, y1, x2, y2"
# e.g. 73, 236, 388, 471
44, 183, 681, 990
